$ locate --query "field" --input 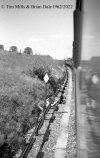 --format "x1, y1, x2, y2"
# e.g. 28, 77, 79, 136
0, 50, 66, 157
